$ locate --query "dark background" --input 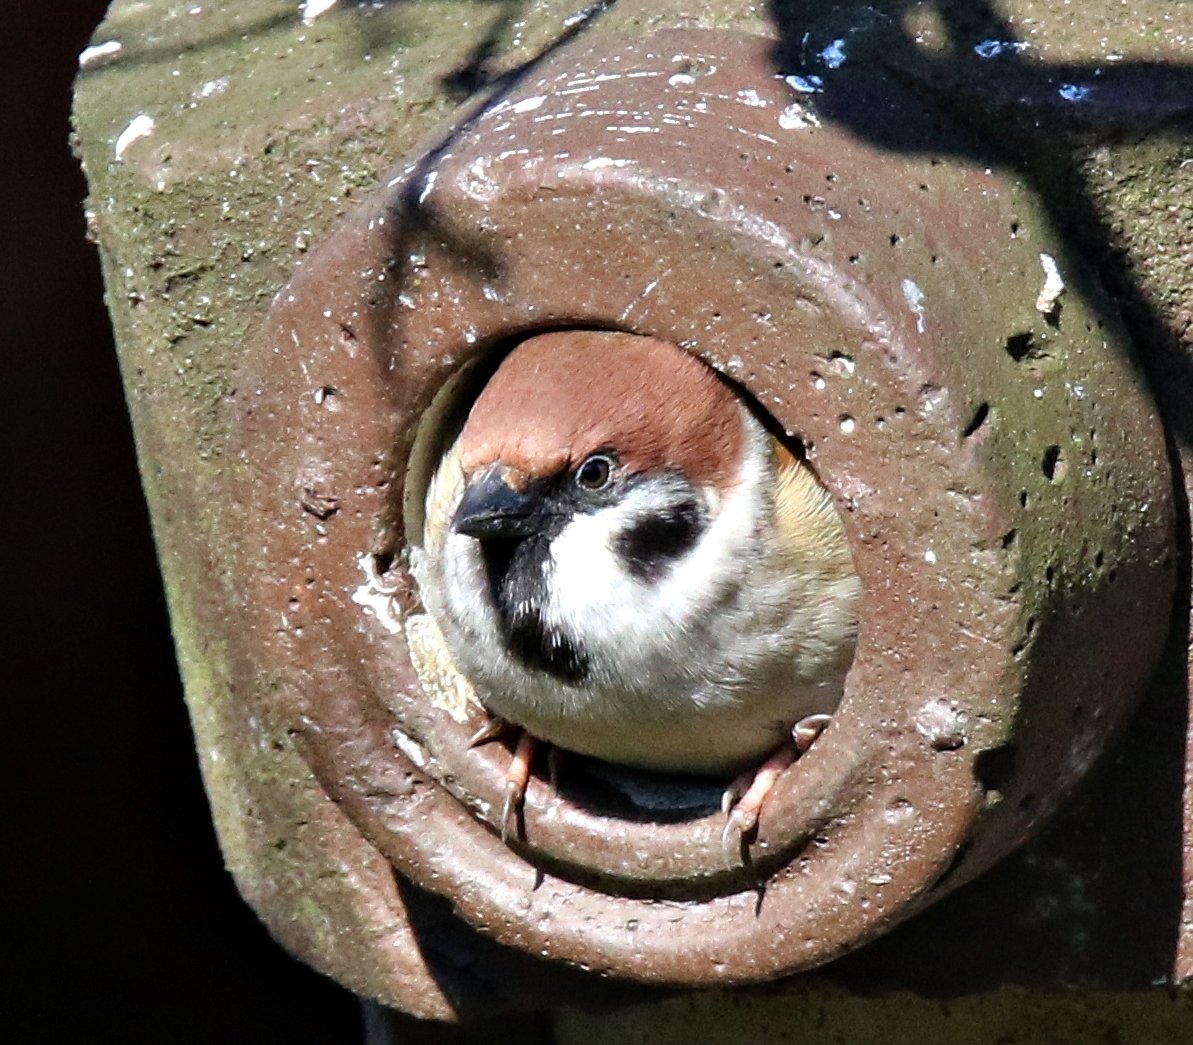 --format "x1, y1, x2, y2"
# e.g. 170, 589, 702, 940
2, 3, 361, 1040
